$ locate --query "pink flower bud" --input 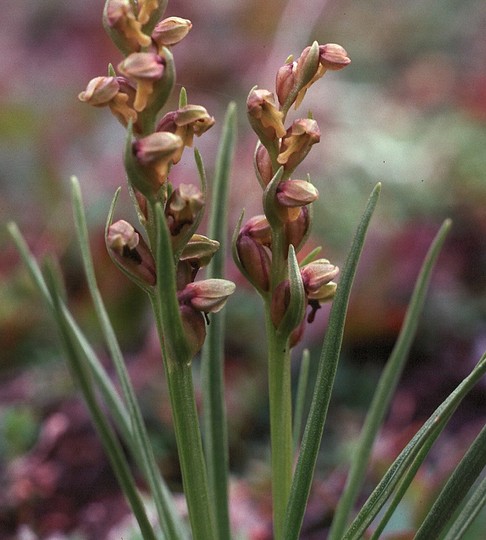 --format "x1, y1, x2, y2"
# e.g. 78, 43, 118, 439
300, 259, 339, 294
277, 179, 318, 207
133, 131, 183, 187
152, 16, 193, 47
180, 305, 206, 356
319, 43, 351, 71
236, 233, 272, 292
106, 220, 156, 286
254, 144, 274, 187
276, 60, 297, 106
118, 52, 164, 111
270, 279, 290, 328
283, 206, 310, 253
179, 279, 236, 313
240, 215, 272, 247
